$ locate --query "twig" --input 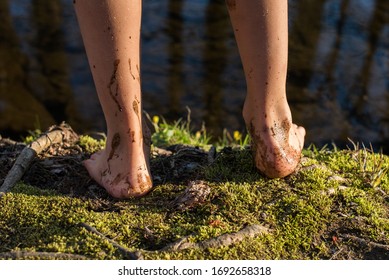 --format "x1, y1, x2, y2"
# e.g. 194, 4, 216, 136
79, 222, 143, 260
0, 123, 78, 196
161, 224, 270, 251
341, 234, 389, 250
159, 235, 194, 251
0, 137, 19, 146
329, 247, 344, 260
80, 222, 269, 259
0, 251, 88, 260
152, 147, 173, 157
